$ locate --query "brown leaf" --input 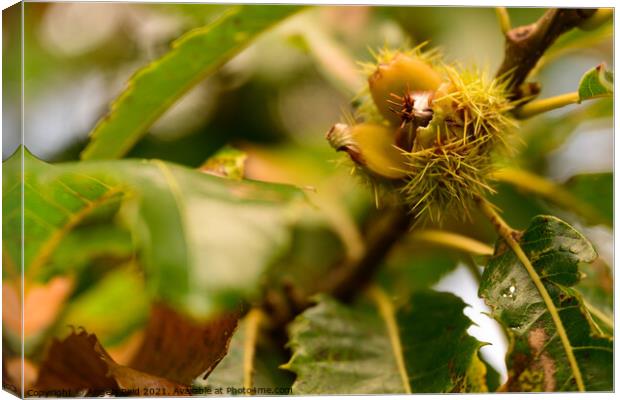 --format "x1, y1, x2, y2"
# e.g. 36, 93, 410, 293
129, 303, 240, 385
35, 329, 185, 396
34, 305, 240, 396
